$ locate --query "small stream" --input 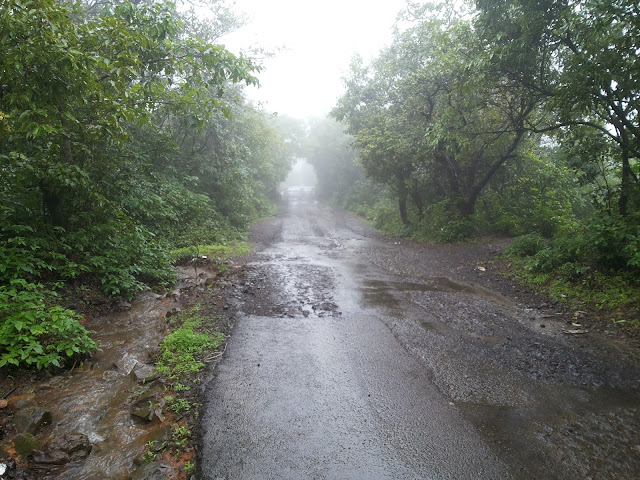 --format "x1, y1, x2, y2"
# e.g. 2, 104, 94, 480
3, 266, 208, 479
32, 291, 173, 479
